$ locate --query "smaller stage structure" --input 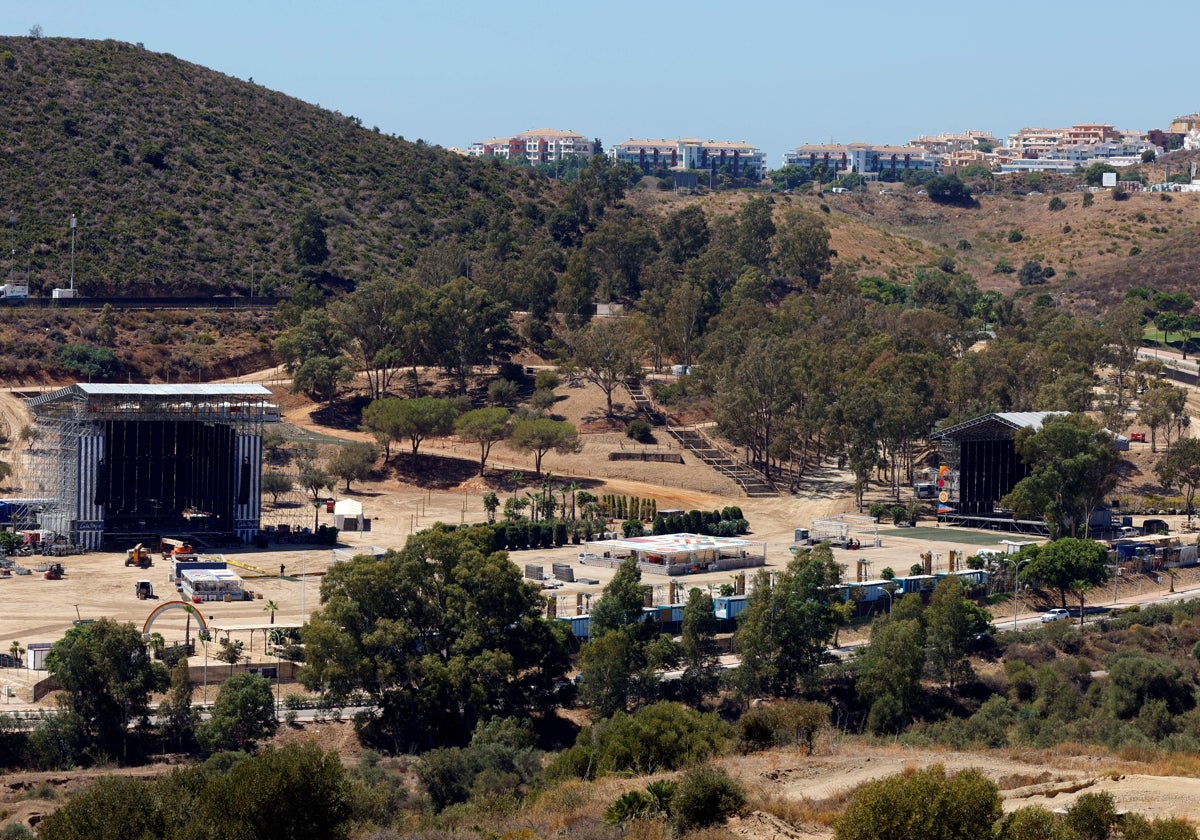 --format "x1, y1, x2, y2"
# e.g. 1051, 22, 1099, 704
581, 532, 766, 576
